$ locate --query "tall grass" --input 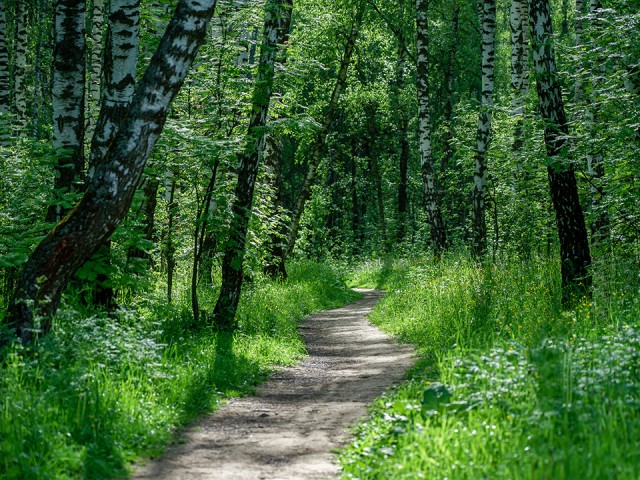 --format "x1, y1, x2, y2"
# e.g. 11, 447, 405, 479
0, 260, 359, 479
340, 254, 640, 479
